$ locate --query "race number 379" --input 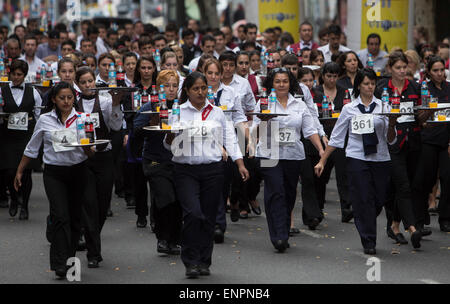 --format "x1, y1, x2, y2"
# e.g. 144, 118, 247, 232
351, 114, 374, 135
